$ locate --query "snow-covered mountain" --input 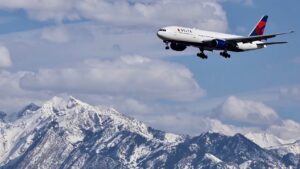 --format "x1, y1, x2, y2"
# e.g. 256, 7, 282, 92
0, 97, 299, 169
245, 132, 300, 156
270, 140, 300, 156
245, 132, 296, 148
